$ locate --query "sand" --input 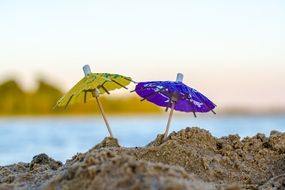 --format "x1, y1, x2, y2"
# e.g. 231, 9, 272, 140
0, 127, 285, 190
